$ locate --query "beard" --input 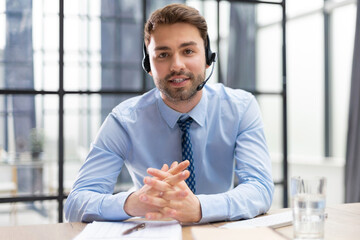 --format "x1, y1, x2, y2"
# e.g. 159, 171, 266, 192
157, 70, 205, 103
